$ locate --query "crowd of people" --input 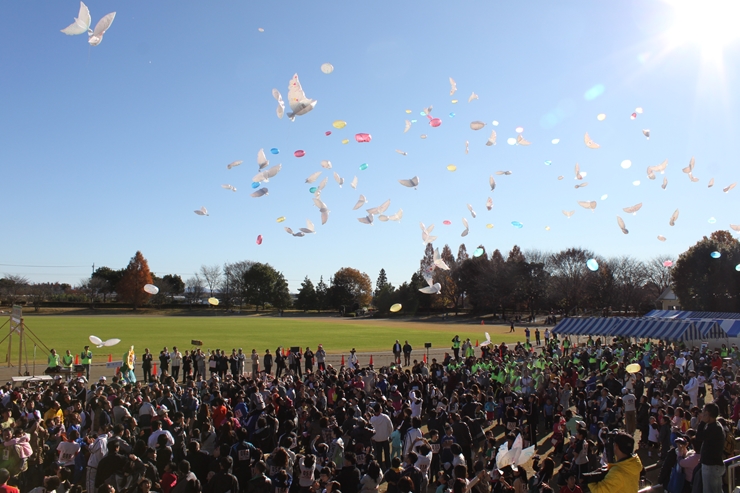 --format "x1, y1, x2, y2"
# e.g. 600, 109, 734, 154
7, 331, 740, 493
